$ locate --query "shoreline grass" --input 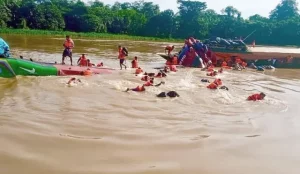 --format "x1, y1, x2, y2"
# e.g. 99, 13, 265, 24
0, 29, 182, 42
